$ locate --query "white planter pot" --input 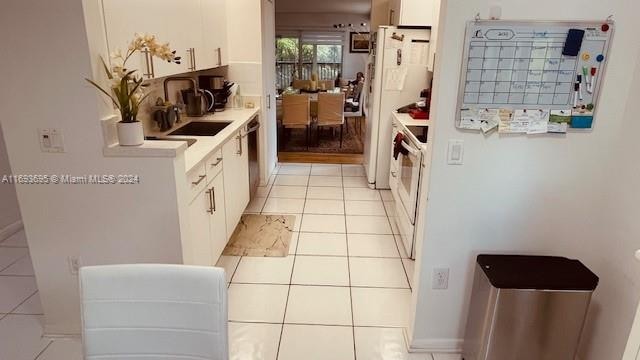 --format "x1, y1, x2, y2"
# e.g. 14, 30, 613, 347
116, 121, 144, 146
